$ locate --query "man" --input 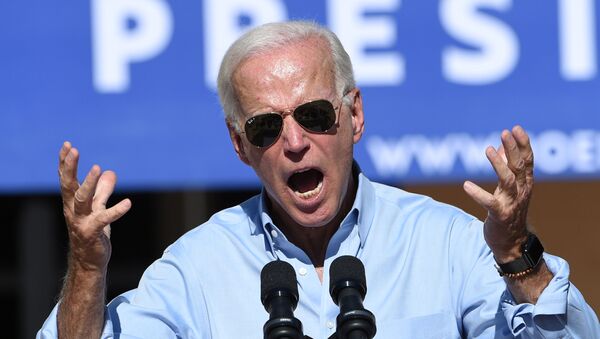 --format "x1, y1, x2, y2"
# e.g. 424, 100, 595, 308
39, 21, 598, 338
